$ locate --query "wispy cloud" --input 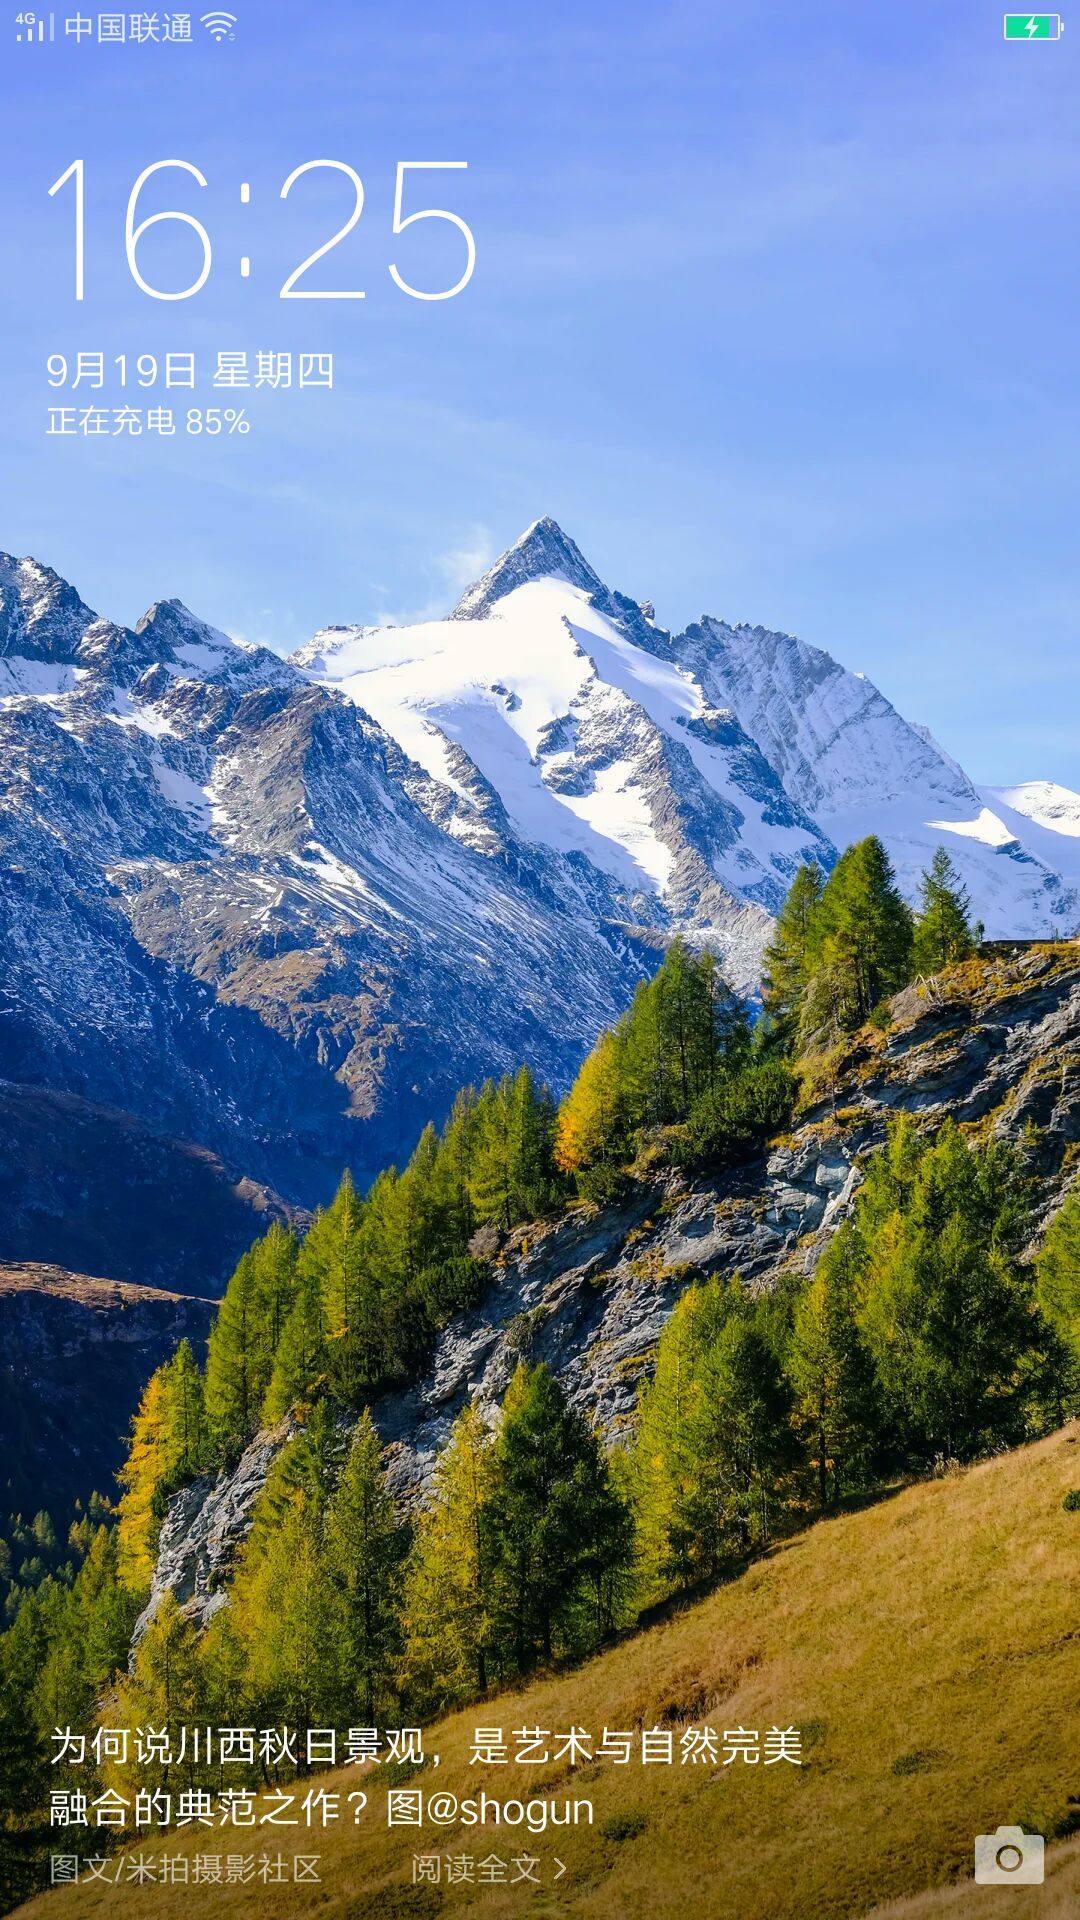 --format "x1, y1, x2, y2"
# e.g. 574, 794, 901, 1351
370, 525, 496, 627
